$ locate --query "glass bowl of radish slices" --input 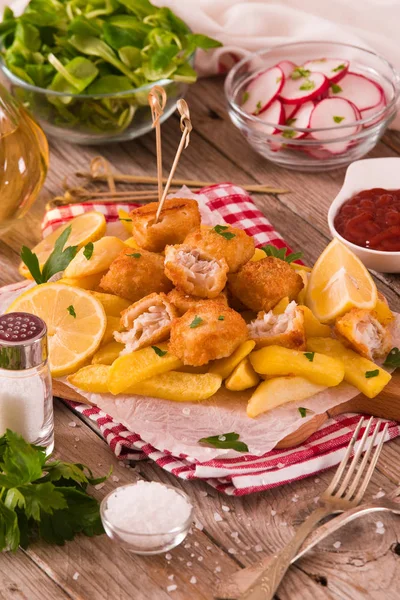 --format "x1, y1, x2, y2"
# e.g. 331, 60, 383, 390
225, 42, 399, 171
